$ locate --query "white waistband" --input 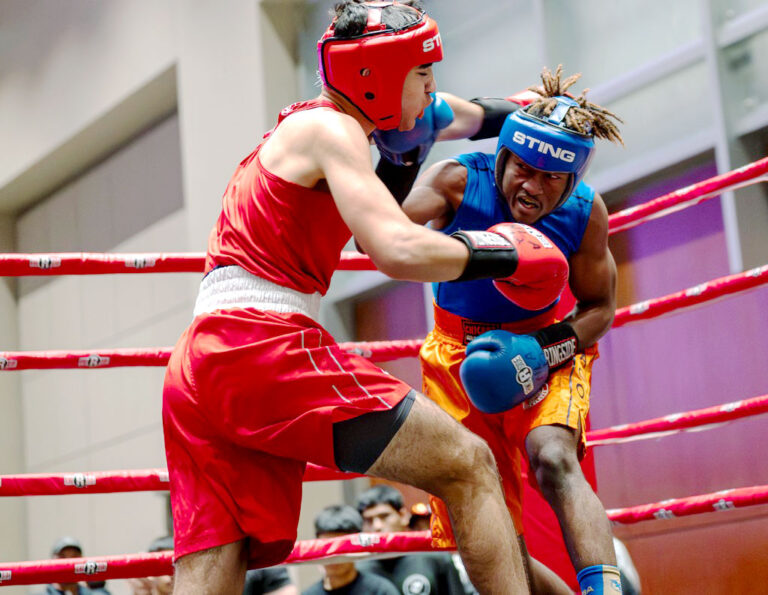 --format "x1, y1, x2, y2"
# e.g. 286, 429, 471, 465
193, 266, 321, 320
